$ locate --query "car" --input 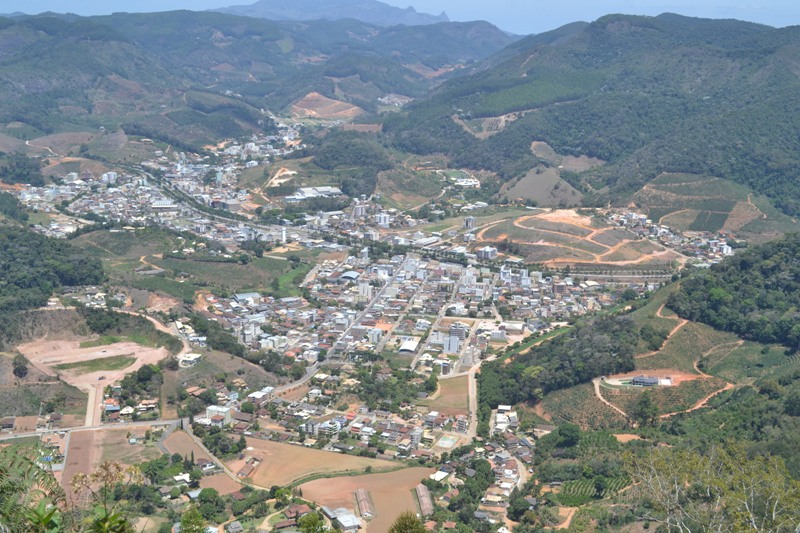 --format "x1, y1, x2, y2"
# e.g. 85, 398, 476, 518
97, 376, 106, 380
